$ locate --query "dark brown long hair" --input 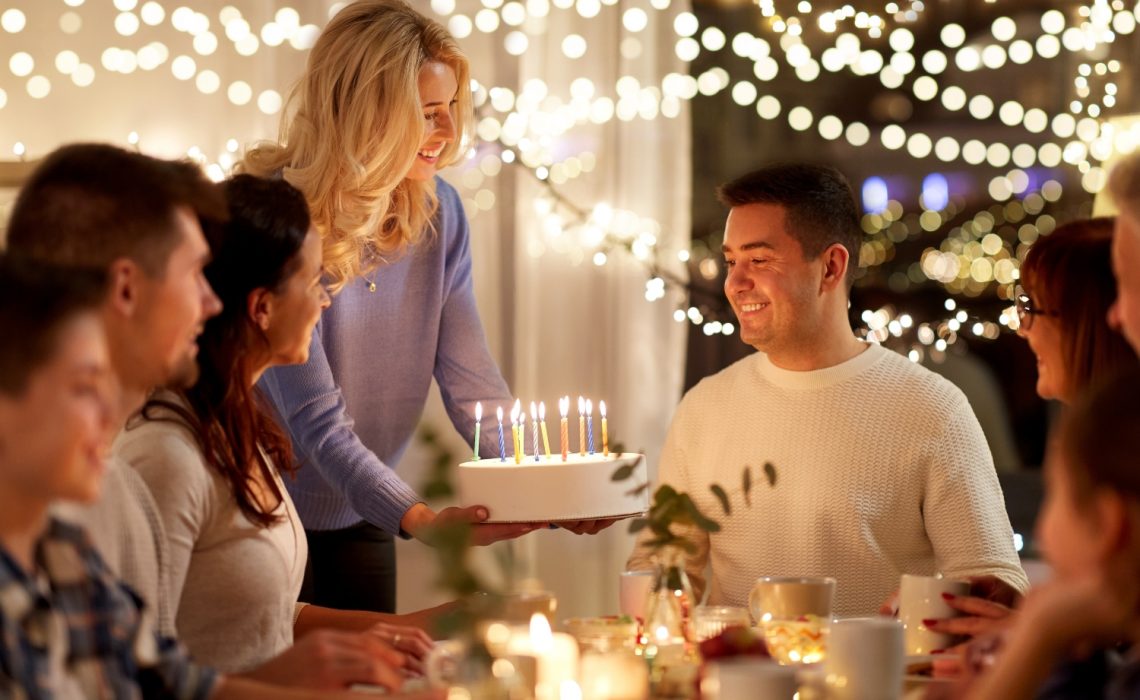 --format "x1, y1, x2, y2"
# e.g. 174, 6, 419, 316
138, 175, 311, 527
1058, 366, 1140, 503
1020, 217, 1138, 396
